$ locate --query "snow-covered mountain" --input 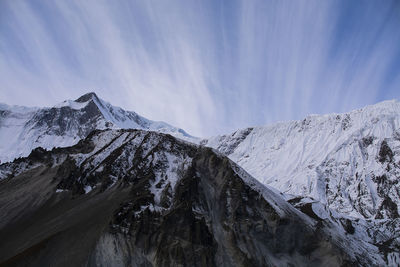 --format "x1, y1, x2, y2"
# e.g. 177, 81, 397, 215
1, 92, 399, 265
0, 92, 195, 163
0, 129, 382, 266
203, 99, 400, 265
